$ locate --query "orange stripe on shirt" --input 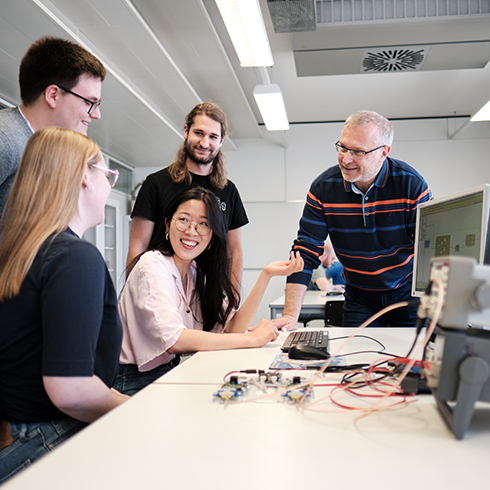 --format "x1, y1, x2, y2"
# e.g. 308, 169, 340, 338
344, 254, 414, 276
293, 245, 320, 256
340, 250, 413, 261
